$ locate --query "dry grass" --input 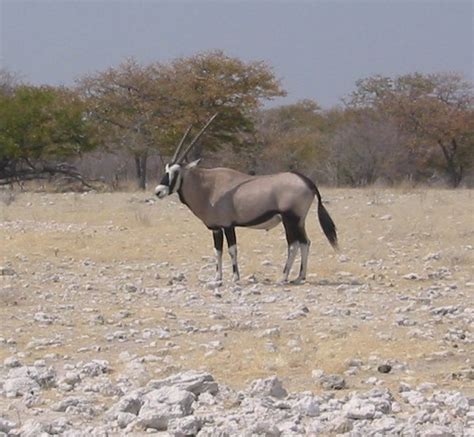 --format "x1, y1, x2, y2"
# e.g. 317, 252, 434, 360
0, 188, 473, 396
